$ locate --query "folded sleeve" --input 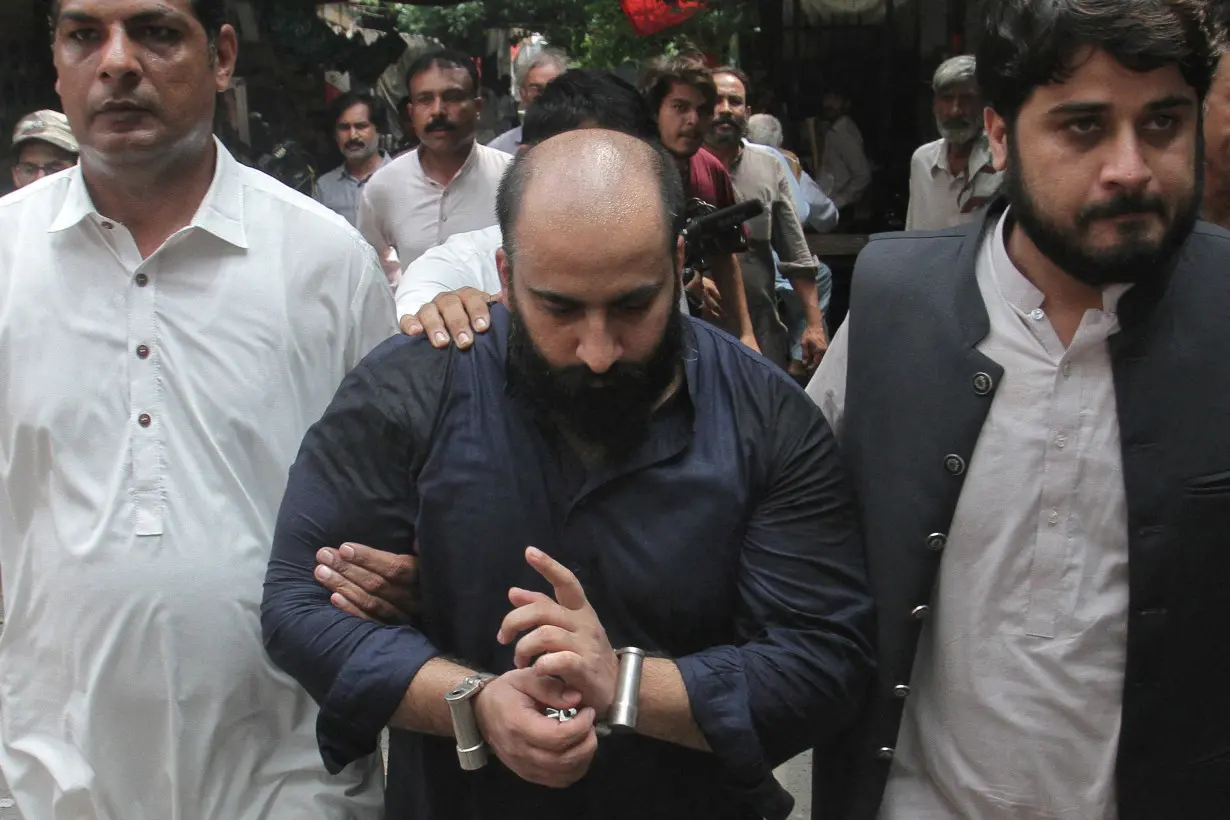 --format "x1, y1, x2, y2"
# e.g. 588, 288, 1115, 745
262, 336, 452, 772
676, 381, 874, 782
